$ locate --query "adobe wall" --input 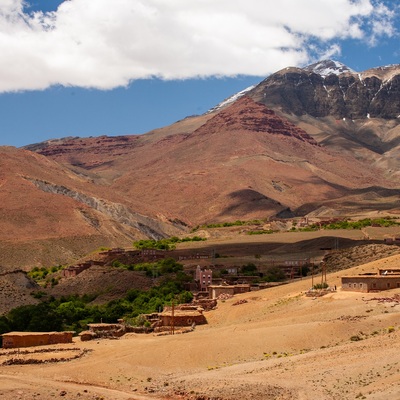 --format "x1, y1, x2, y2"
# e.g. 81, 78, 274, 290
2, 332, 74, 349
62, 263, 92, 278
342, 276, 400, 292
192, 299, 217, 311
233, 285, 251, 294
208, 286, 235, 299
160, 313, 207, 327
